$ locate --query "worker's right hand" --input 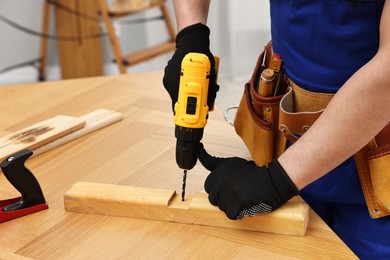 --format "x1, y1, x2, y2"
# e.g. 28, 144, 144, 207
163, 23, 219, 112
198, 144, 299, 220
